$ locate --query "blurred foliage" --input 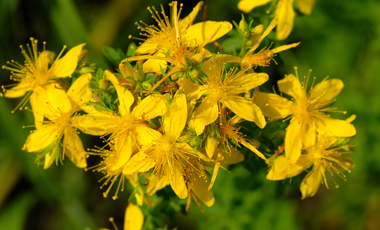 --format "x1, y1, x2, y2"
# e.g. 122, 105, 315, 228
1, 0, 380, 229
